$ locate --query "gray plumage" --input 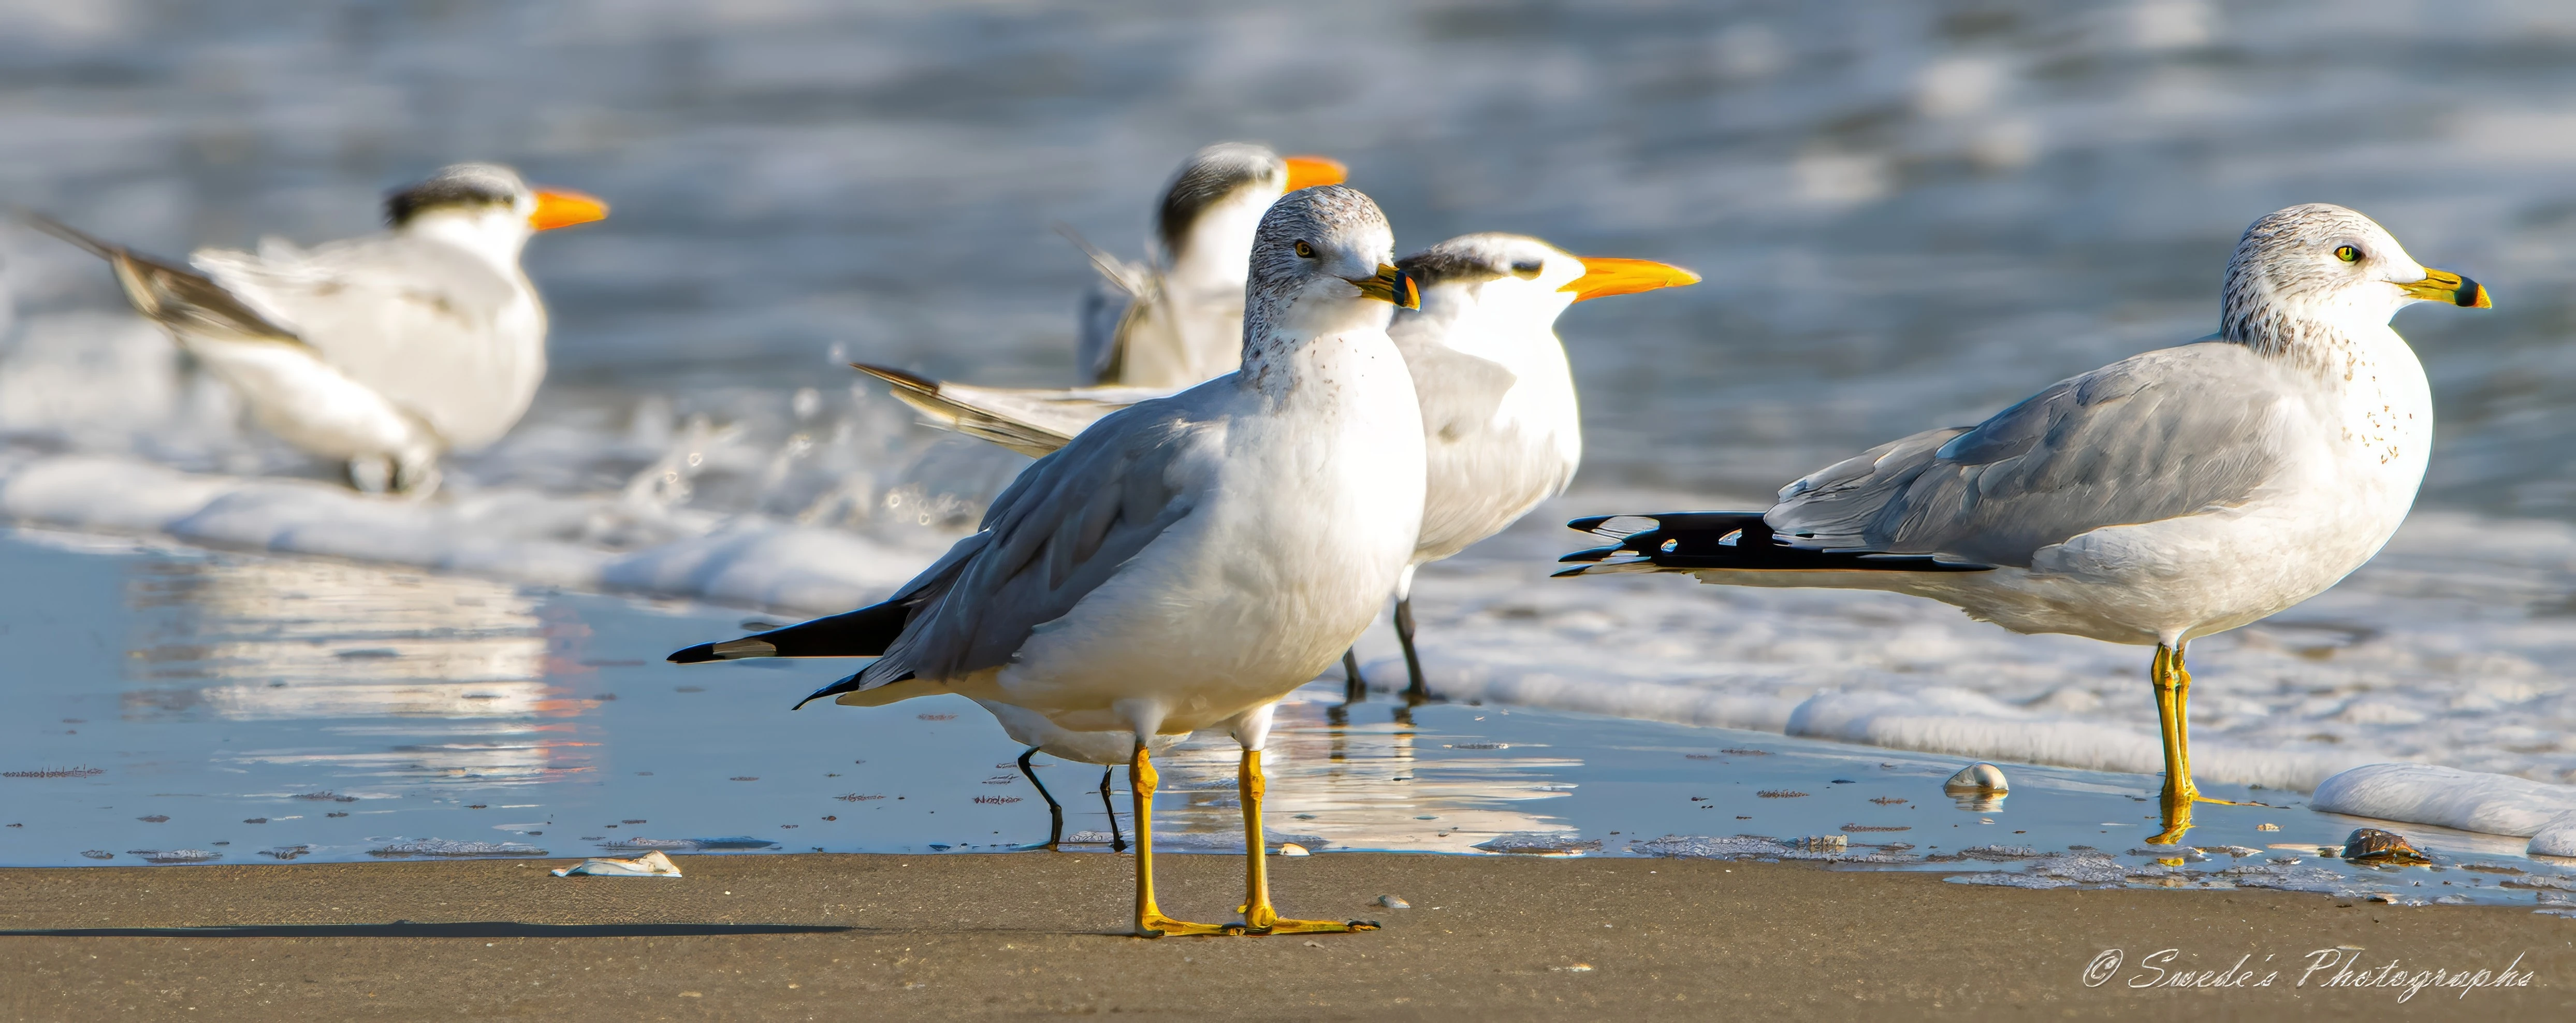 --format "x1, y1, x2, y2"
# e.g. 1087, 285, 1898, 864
1767, 341, 2291, 568
854, 398, 1210, 690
